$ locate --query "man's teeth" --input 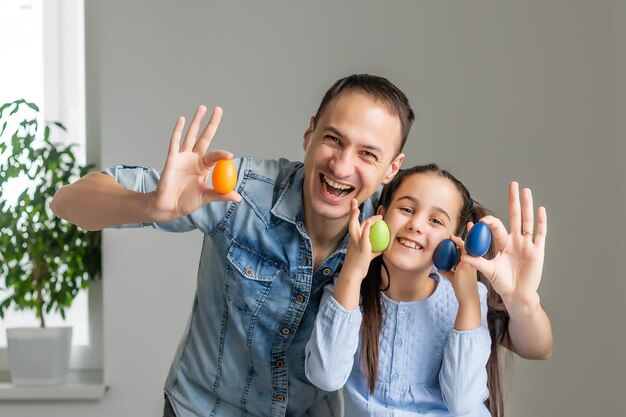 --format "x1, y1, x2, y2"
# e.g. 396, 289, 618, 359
323, 175, 352, 190
398, 238, 421, 249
